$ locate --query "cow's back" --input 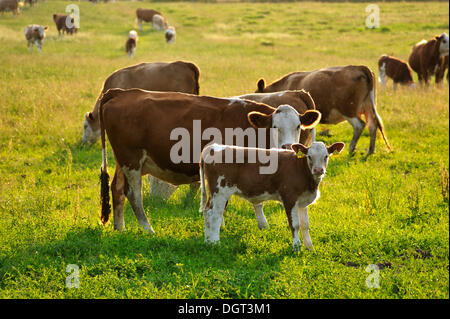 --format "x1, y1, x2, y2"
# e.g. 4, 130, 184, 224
408, 40, 426, 73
